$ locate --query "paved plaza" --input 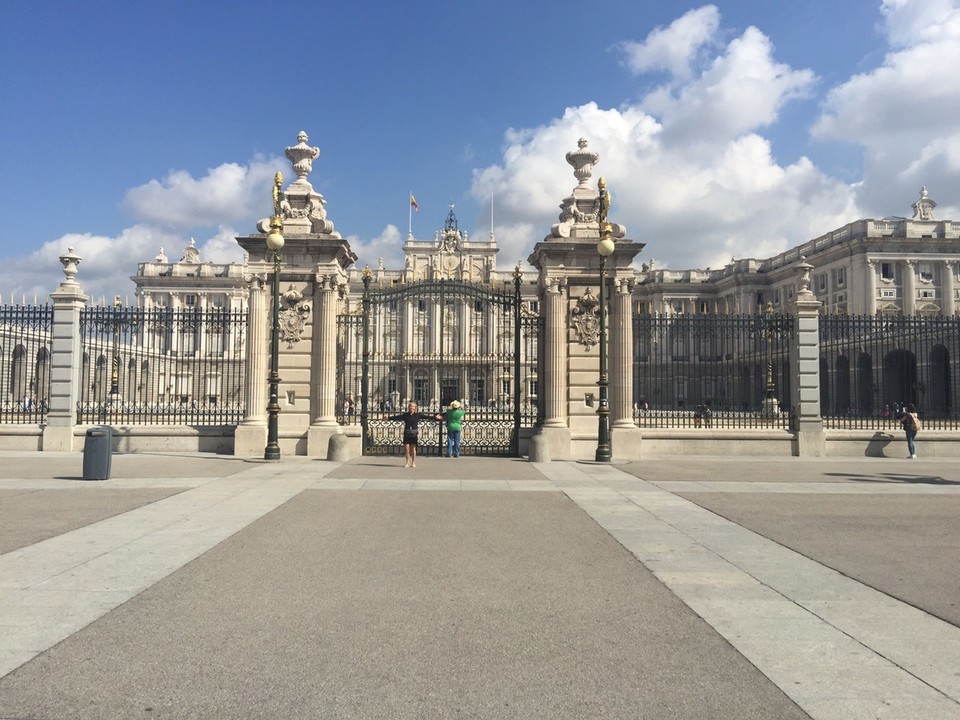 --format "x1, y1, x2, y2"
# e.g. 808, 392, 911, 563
1, 451, 959, 719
